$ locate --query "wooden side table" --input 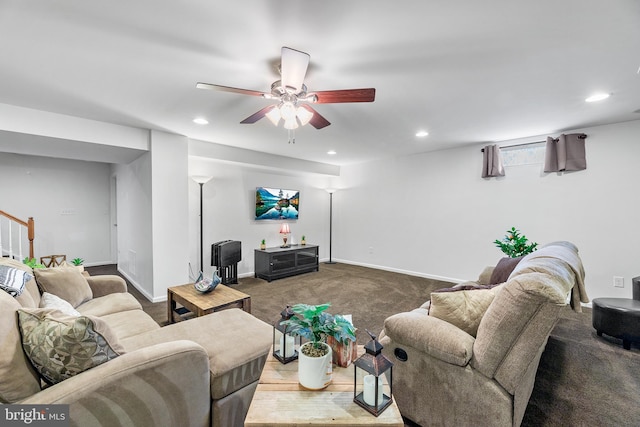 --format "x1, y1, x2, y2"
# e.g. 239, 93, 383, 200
245, 346, 404, 426
167, 283, 251, 324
